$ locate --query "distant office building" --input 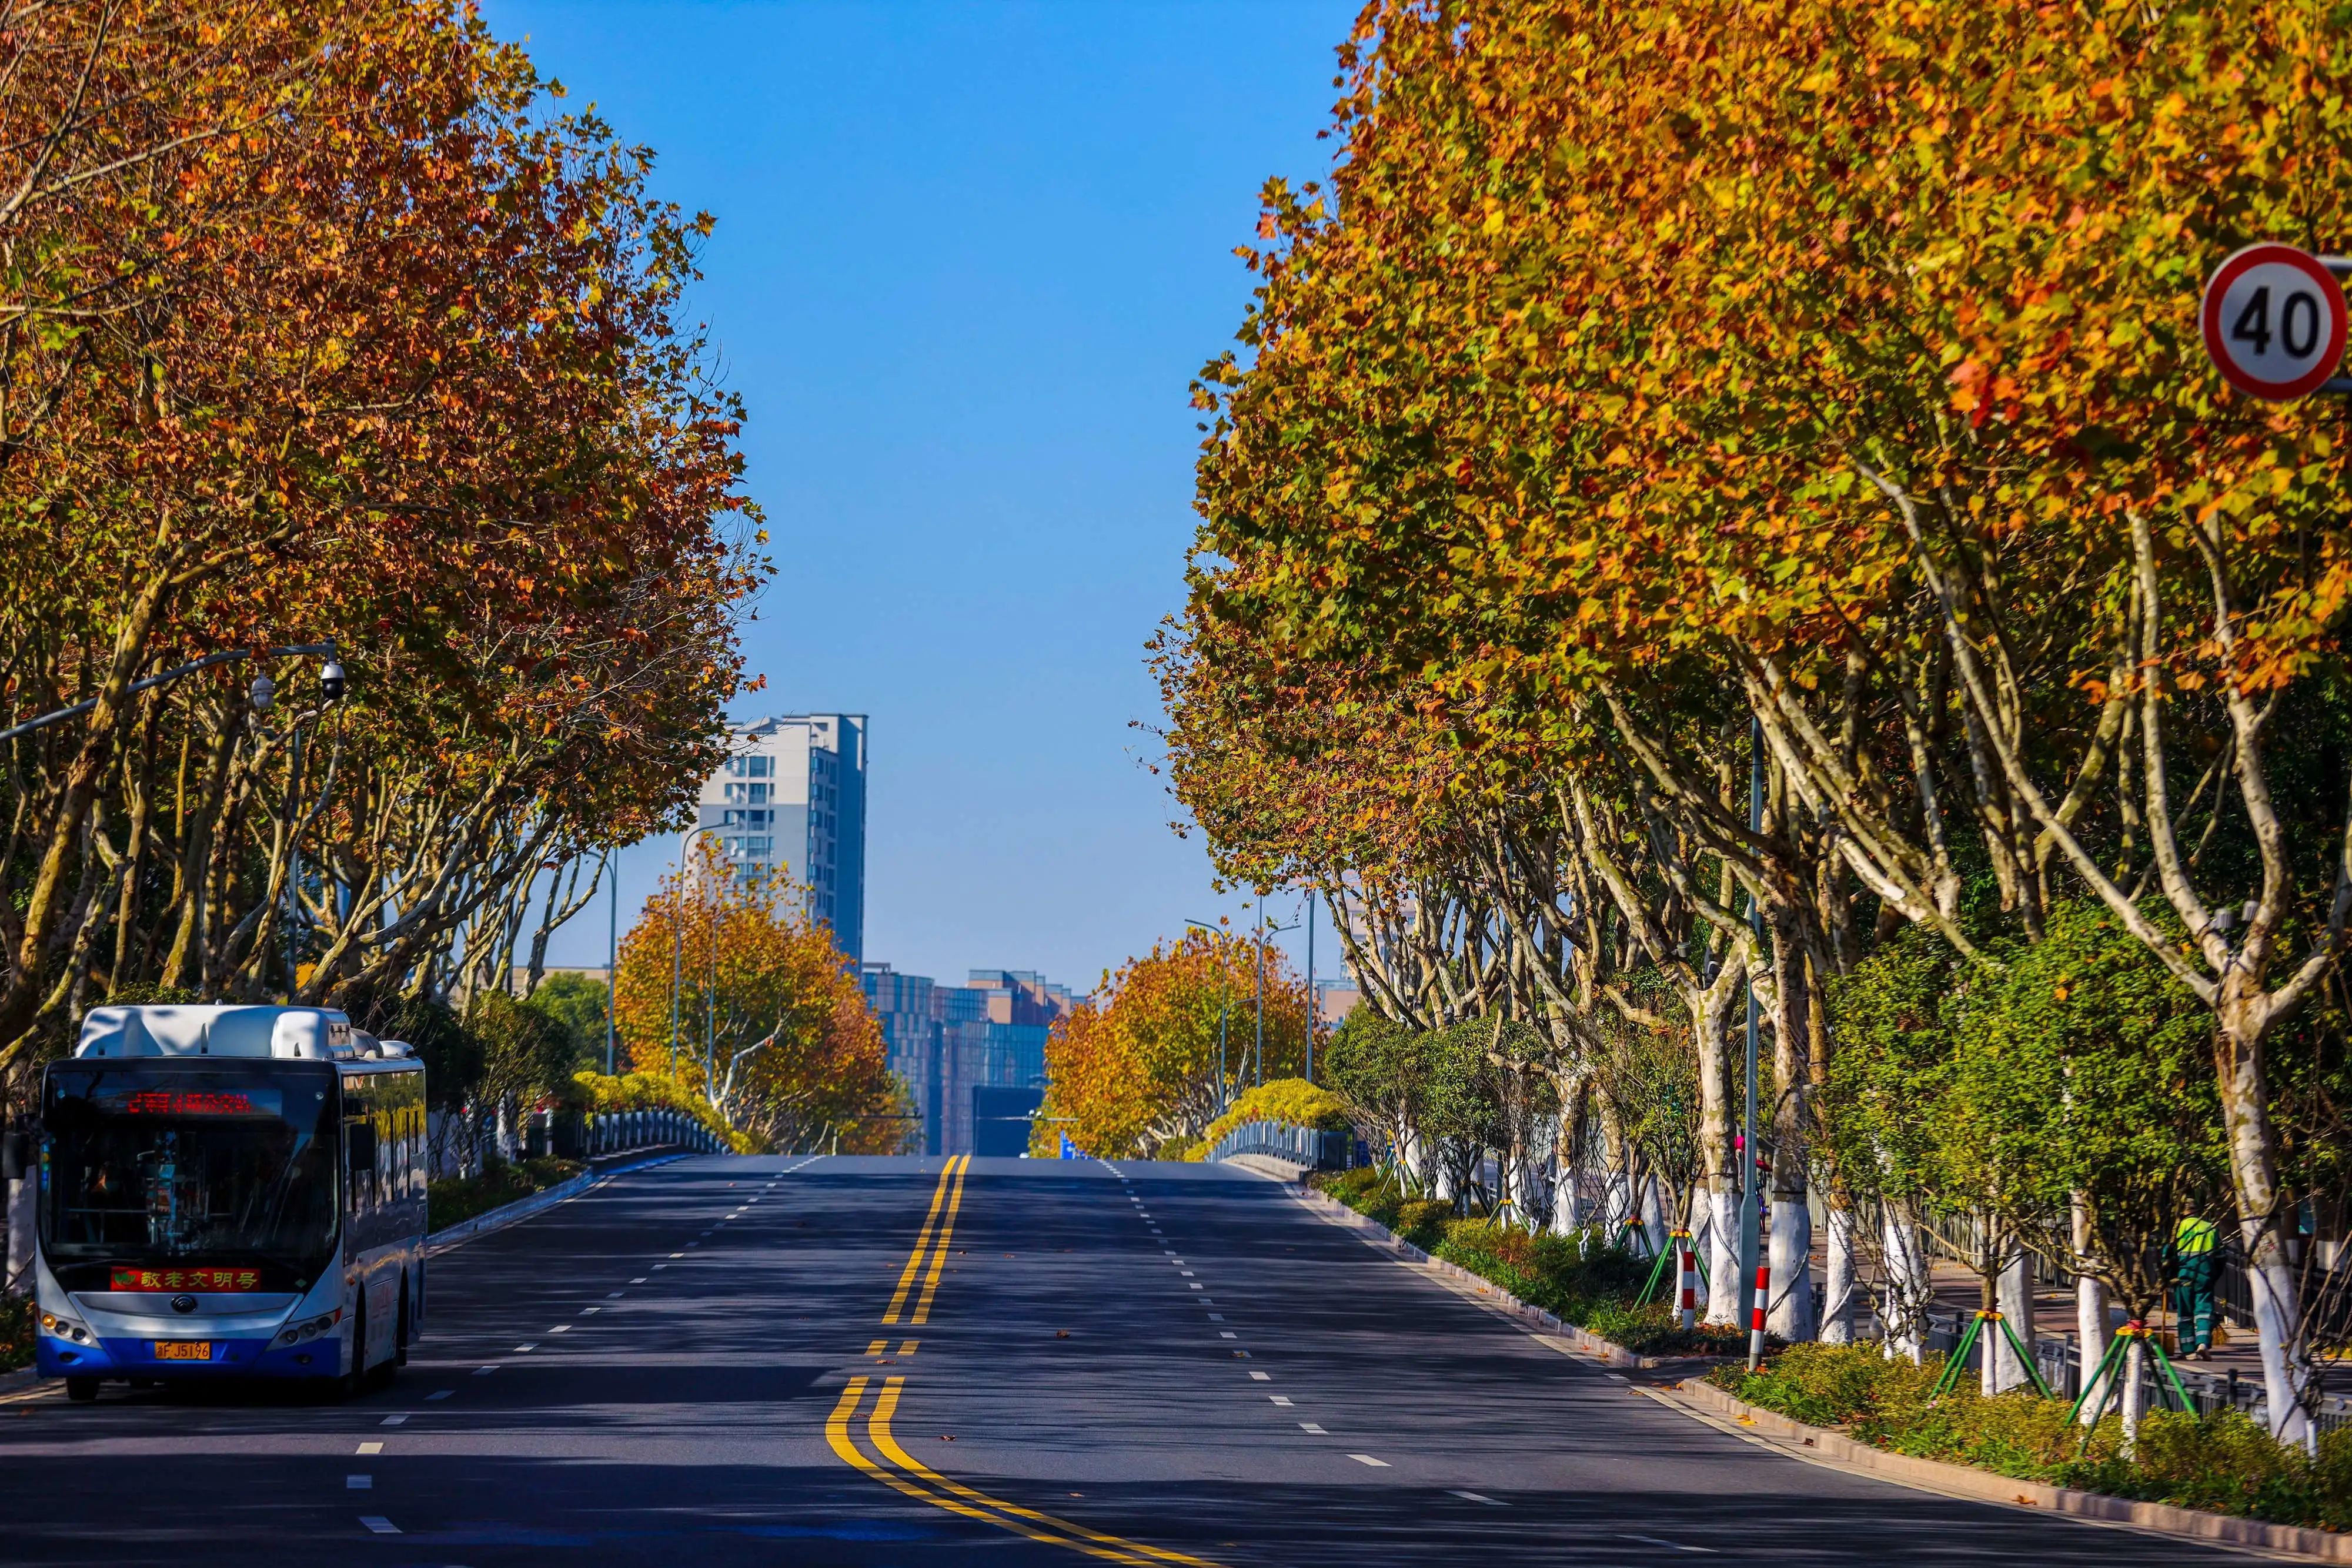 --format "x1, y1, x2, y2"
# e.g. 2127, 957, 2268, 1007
699, 714, 867, 962
860, 964, 1077, 1156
